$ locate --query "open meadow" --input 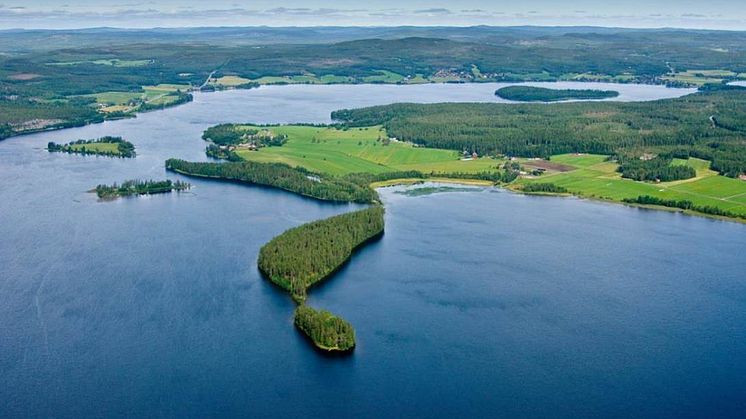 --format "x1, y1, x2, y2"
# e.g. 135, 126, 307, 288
234, 125, 503, 175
